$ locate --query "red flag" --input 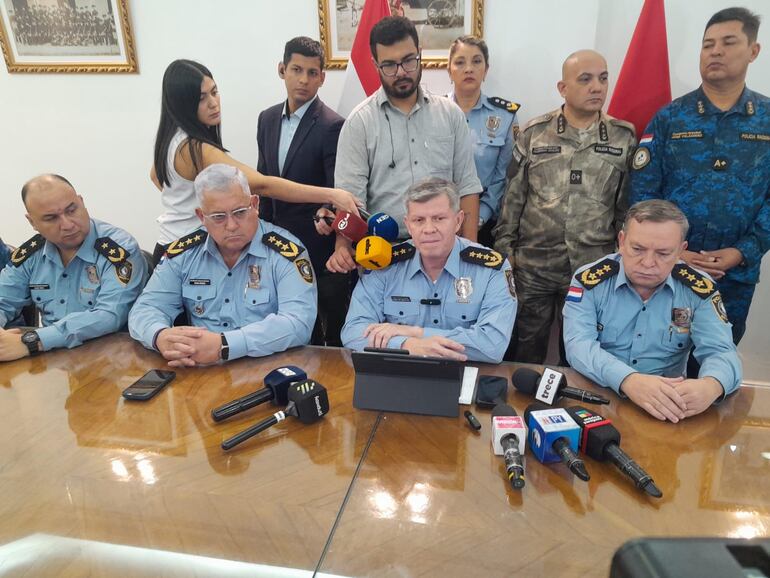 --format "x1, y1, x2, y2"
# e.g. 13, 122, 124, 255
337, 0, 392, 116
608, 0, 671, 139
